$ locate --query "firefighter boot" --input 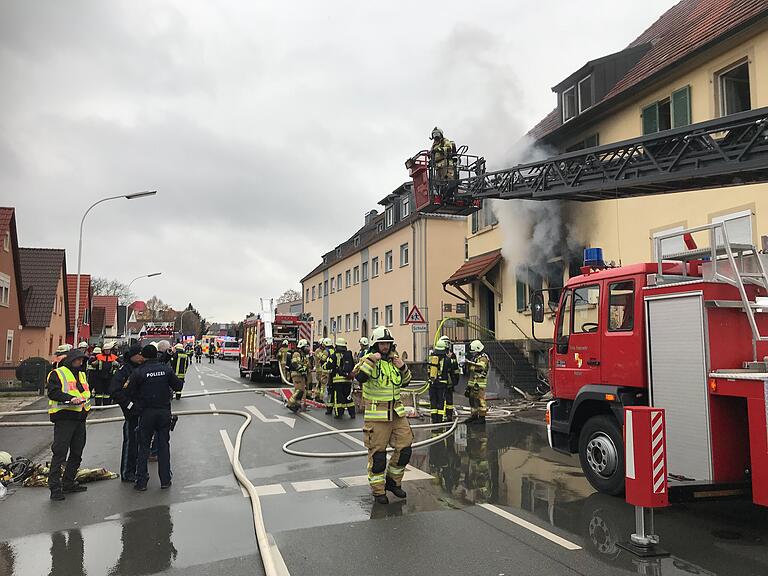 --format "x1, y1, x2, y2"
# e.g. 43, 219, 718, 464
348, 406, 356, 419
374, 494, 389, 505
386, 477, 407, 499
476, 416, 486, 426
464, 414, 478, 424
